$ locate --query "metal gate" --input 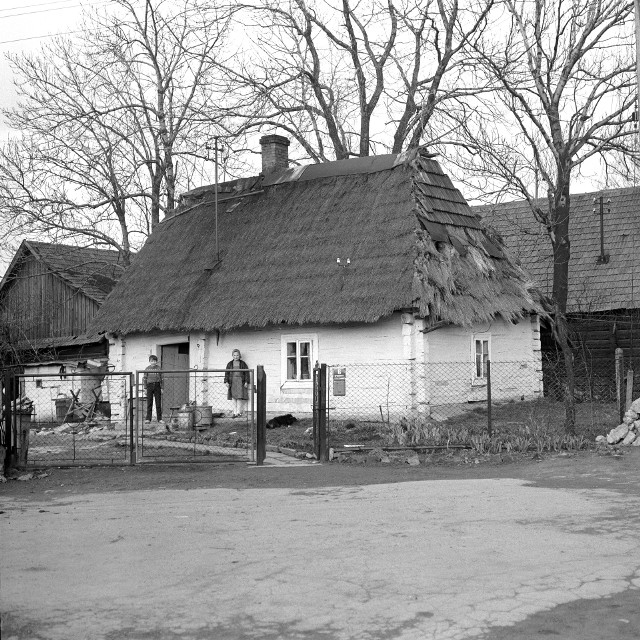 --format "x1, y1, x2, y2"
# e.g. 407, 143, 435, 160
6, 370, 134, 467
134, 368, 255, 463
